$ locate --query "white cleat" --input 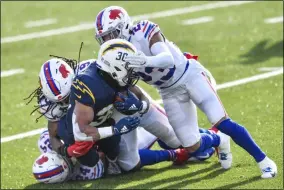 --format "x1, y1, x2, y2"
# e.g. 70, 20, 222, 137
216, 131, 232, 170
258, 156, 277, 178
